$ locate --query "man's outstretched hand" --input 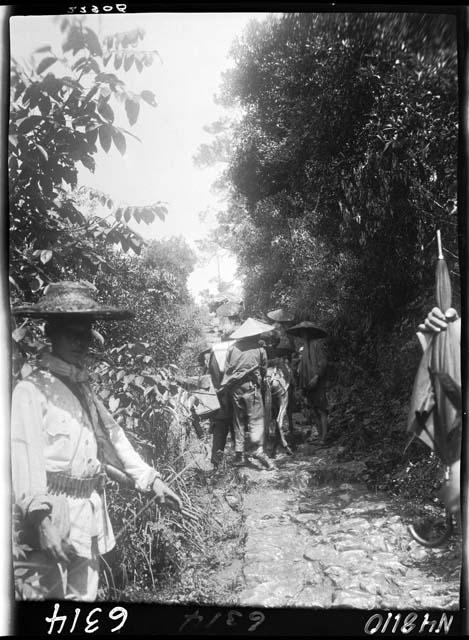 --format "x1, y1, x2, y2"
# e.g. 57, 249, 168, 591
152, 478, 182, 511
